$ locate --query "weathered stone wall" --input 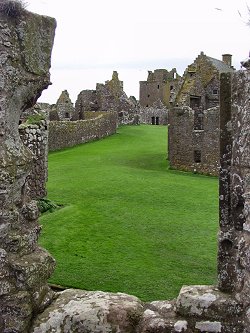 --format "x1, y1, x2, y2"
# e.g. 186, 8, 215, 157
29, 65, 249, 333
139, 68, 181, 108
175, 52, 233, 109
218, 68, 250, 314
75, 90, 98, 118
140, 104, 168, 125
55, 89, 76, 120
19, 121, 48, 200
168, 106, 220, 176
75, 71, 139, 125
0, 4, 56, 332
48, 111, 118, 151
2, 2, 250, 332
